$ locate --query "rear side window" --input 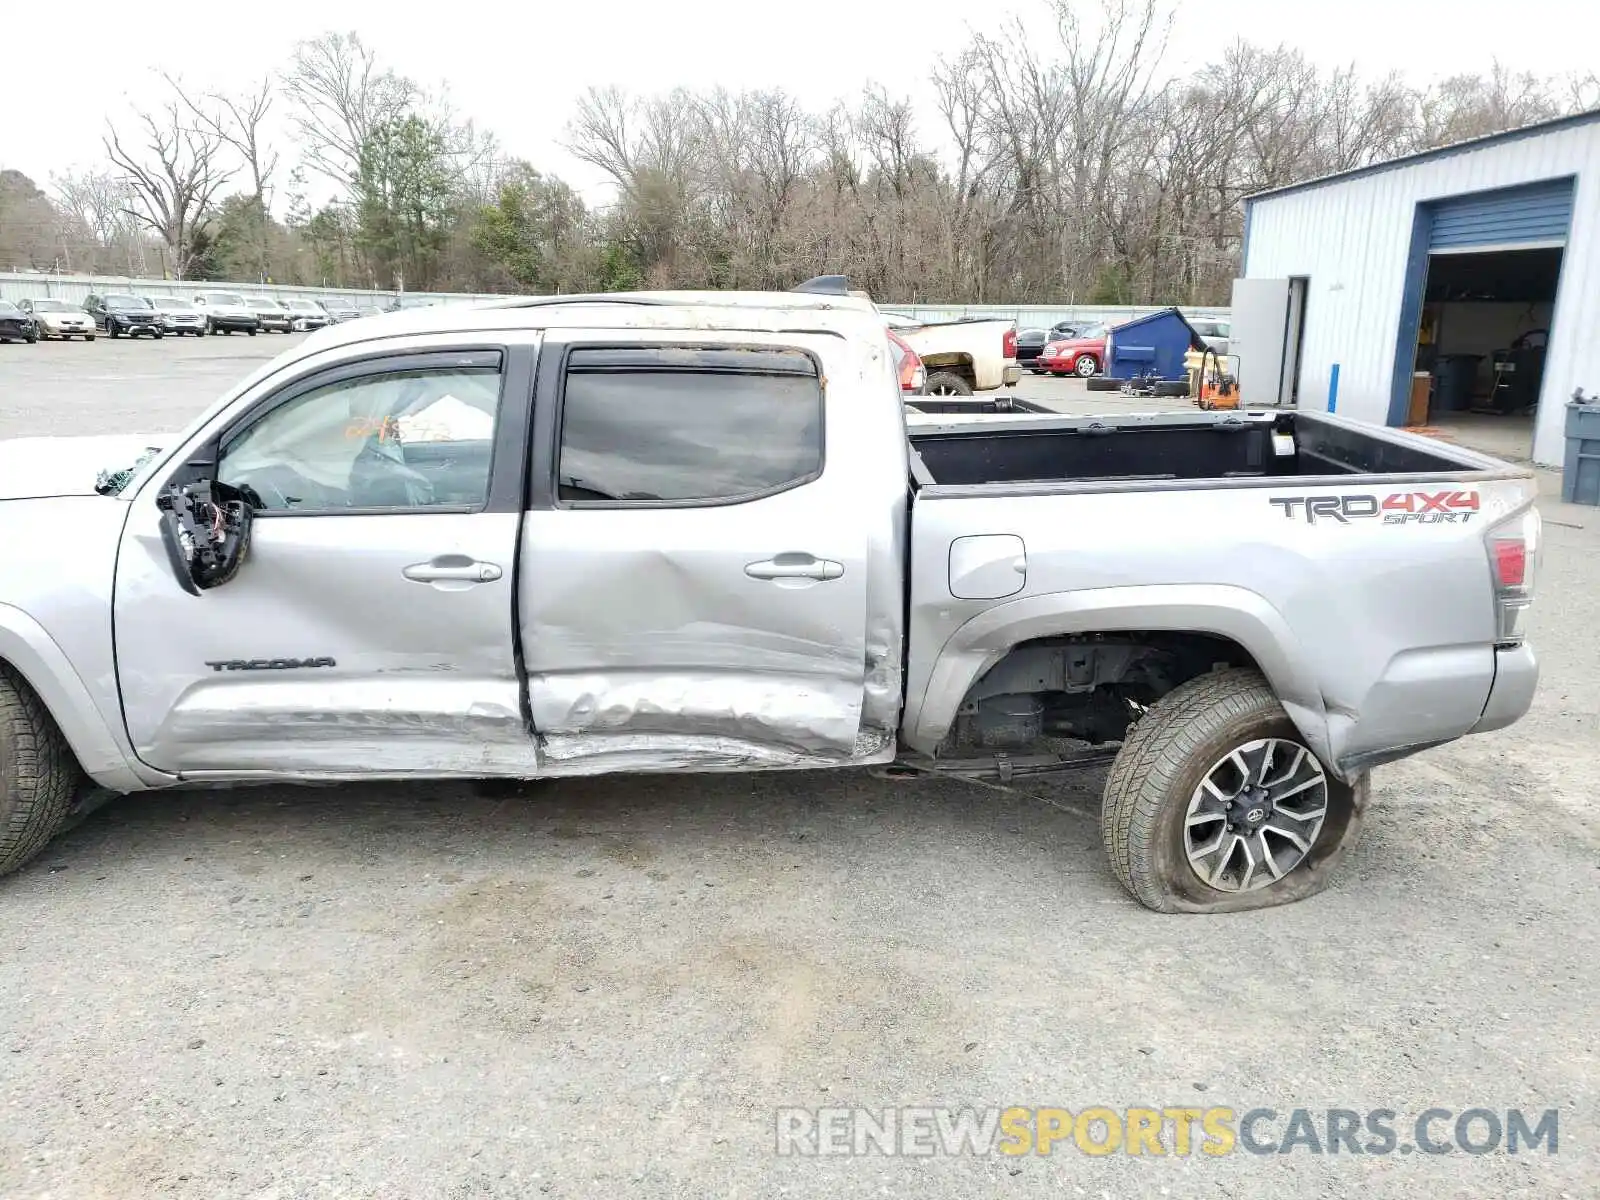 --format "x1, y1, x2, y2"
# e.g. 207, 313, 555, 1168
557, 347, 823, 505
